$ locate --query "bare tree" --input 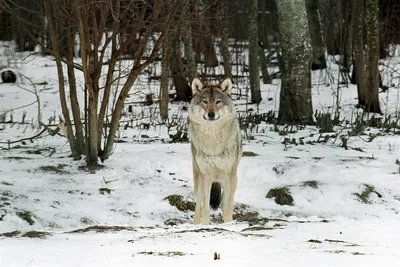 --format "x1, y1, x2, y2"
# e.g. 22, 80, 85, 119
277, 0, 313, 124
248, 0, 261, 104
42, 0, 181, 165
